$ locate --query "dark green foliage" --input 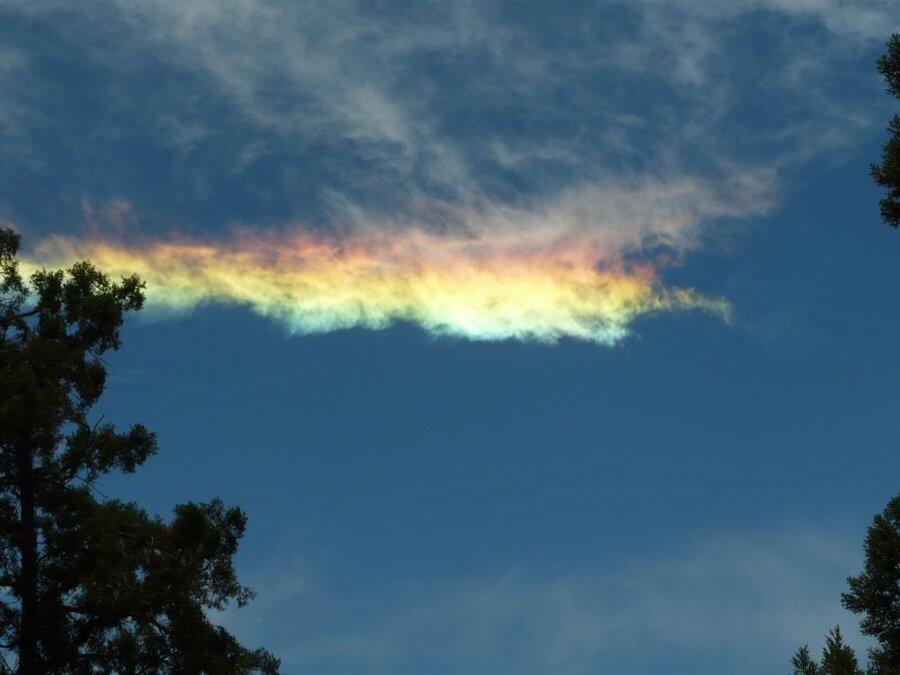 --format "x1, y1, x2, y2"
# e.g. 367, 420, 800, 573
821, 626, 864, 675
877, 35, 900, 104
873, 34, 900, 227
792, 494, 900, 675
0, 229, 278, 673
793, 645, 821, 675
843, 496, 900, 673
791, 626, 864, 675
